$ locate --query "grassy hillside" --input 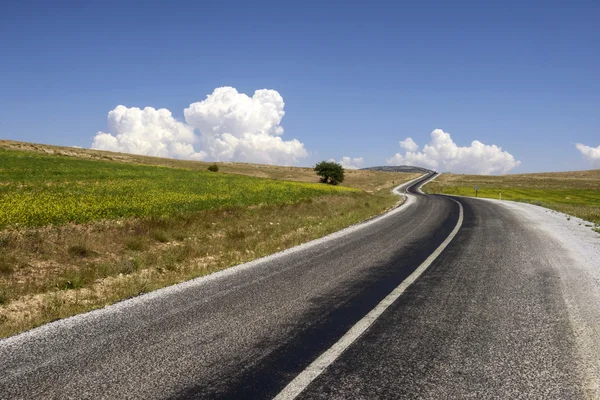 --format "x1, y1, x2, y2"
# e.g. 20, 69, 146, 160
0, 149, 355, 229
423, 171, 600, 225
0, 141, 418, 337
0, 140, 410, 193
